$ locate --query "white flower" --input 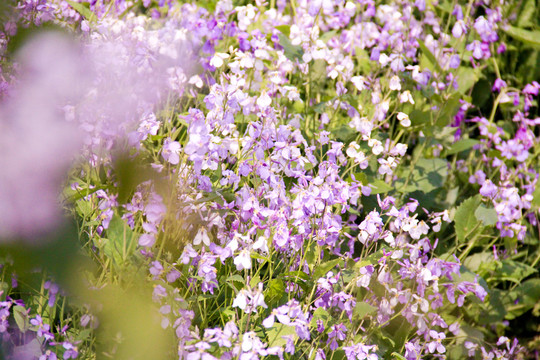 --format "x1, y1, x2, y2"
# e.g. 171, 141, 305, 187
351, 76, 368, 91
378, 156, 397, 175
379, 53, 390, 66
209, 52, 229, 68
234, 249, 252, 270
368, 138, 384, 155
232, 289, 249, 310
257, 91, 272, 109
253, 236, 269, 254
251, 283, 267, 309
389, 75, 401, 91
346, 142, 369, 169
408, 220, 429, 239
397, 112, 411, 127
399, 90, 415, 104
193, 228, 211, 246
188, 75, 203, 88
